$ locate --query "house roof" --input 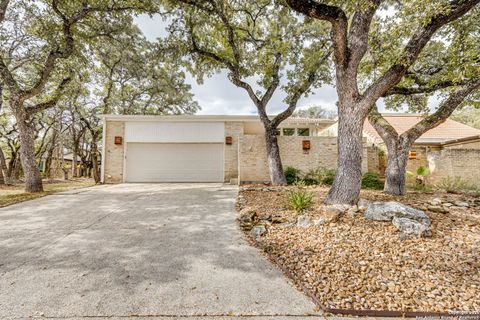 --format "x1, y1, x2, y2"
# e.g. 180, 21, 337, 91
363, 113, 480, 145
101, 114, 335, 125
